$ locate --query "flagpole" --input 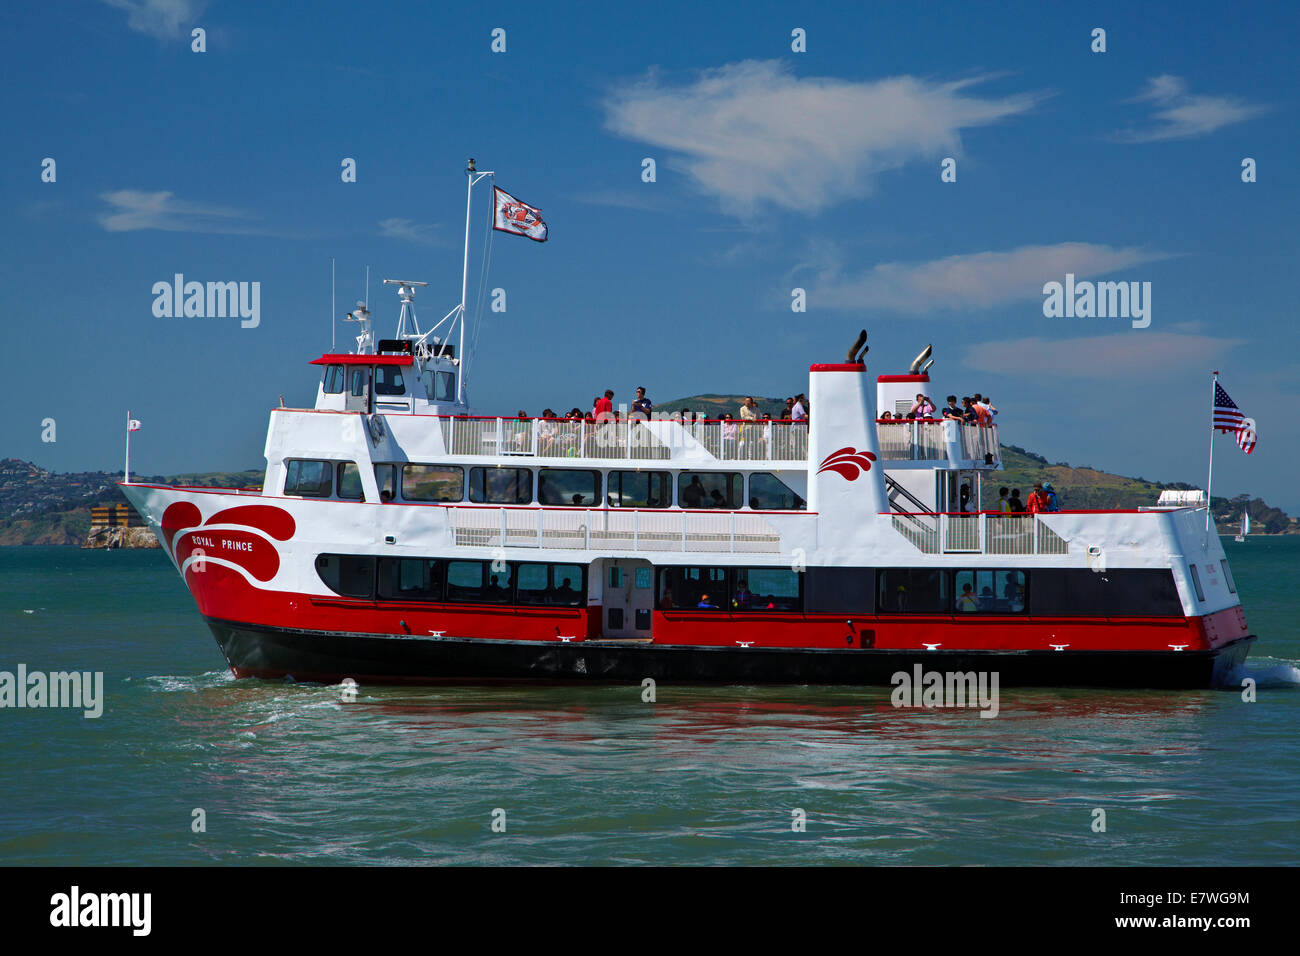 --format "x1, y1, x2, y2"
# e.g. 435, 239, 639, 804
458, 160, 475, 405
1205, 371, 1218, 538
125, 410, 131, 485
